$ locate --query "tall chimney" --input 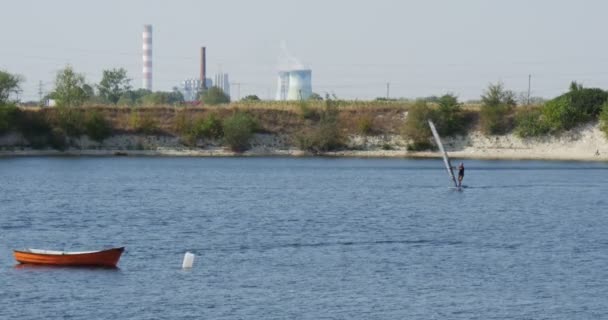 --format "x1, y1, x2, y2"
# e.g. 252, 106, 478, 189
142, 25, 153, 91
200, 46, 207, 90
